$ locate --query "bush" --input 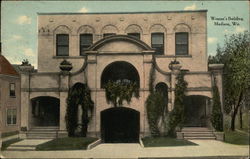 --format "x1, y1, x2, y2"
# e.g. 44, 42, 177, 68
167, 71, 187, 137
211, 84, 223, 131
146, 92, 165, 136
65, 83, 94, 137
